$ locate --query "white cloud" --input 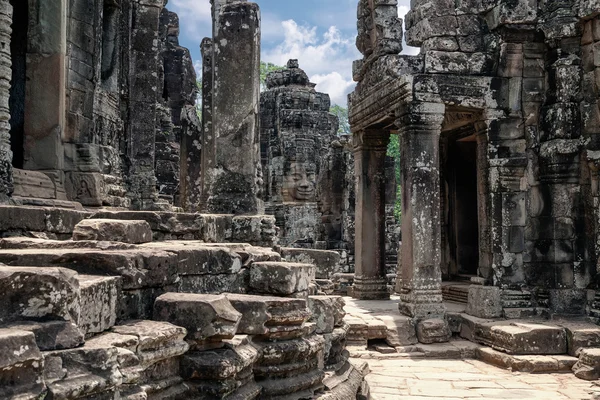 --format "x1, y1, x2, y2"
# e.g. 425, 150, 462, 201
262, 20, 360, 106
311, 72, 356, 107
169, 0, 212, 41
398, 3, 420, 56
